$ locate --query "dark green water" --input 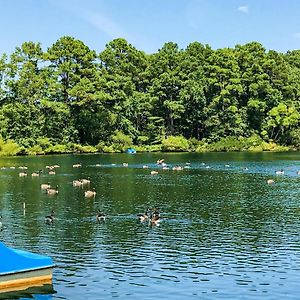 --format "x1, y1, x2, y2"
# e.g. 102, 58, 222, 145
0, 152, 300, 299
